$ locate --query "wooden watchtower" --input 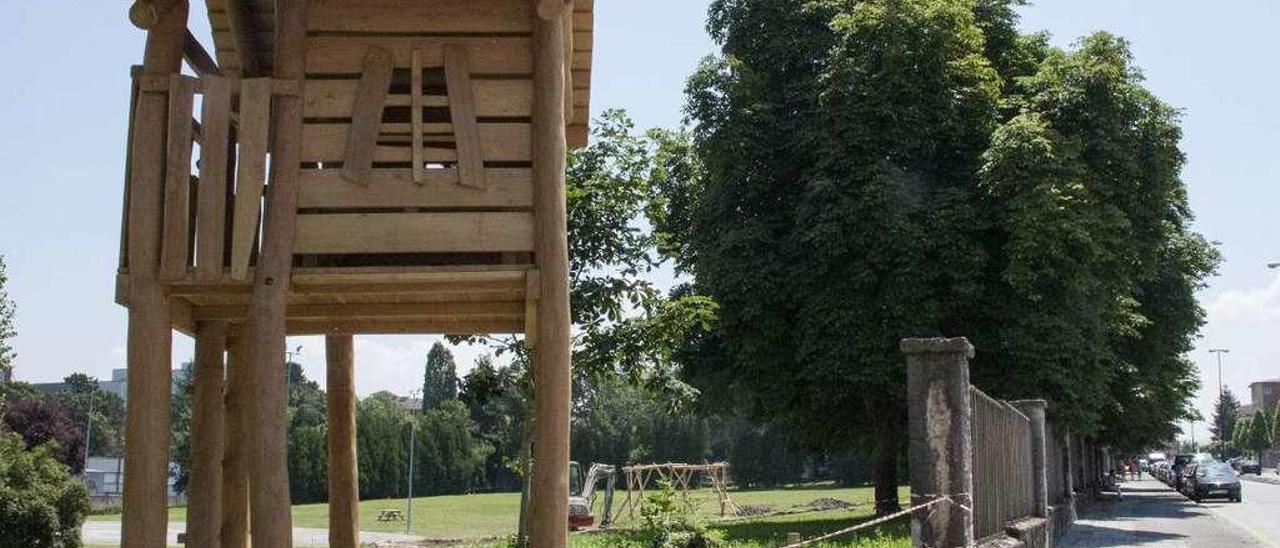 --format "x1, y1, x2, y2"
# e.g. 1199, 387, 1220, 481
115, 1, 591, 546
